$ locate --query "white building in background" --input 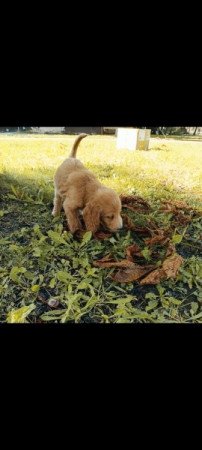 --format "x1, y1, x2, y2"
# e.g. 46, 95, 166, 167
185, 127, 202, 135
